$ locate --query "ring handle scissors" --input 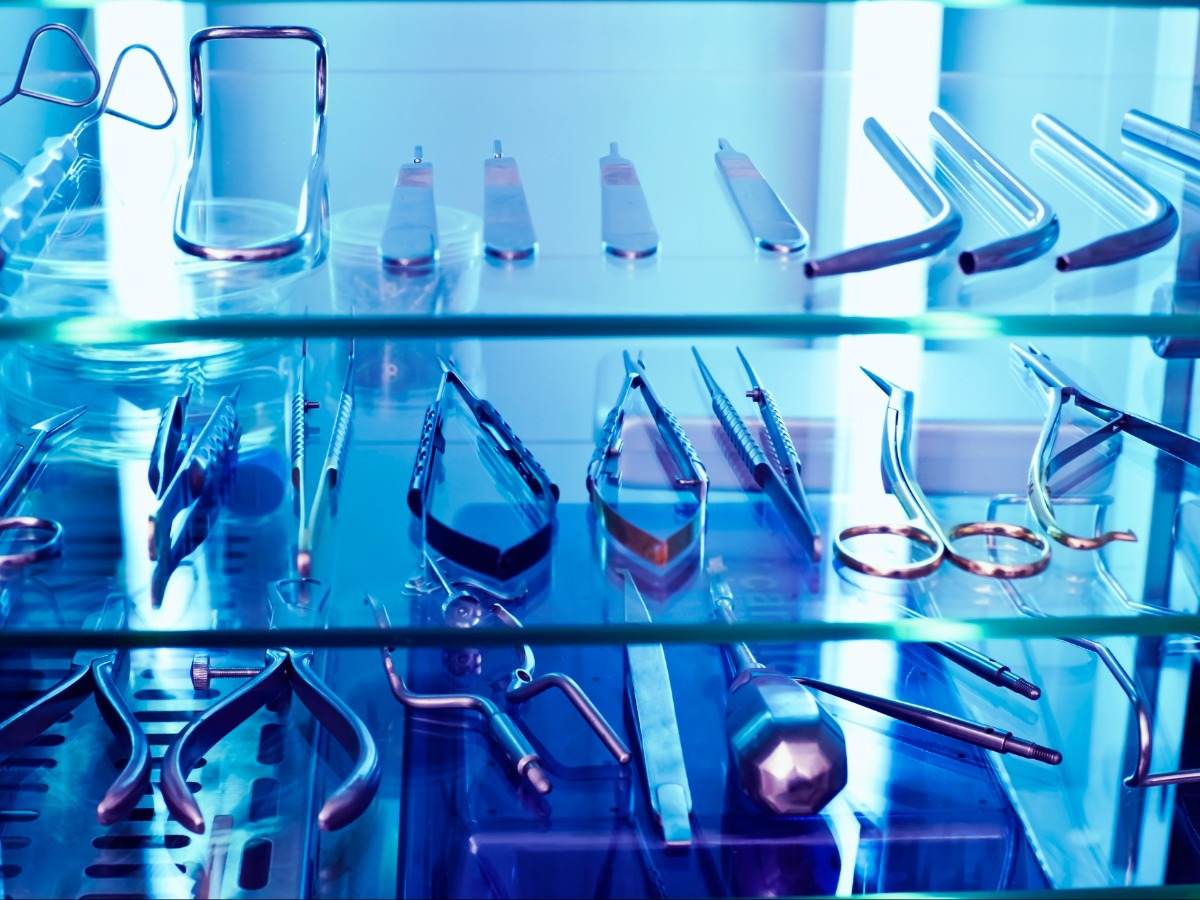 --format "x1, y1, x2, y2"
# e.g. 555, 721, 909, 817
834, 369, 1050, 579
0, 404, 85, 570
